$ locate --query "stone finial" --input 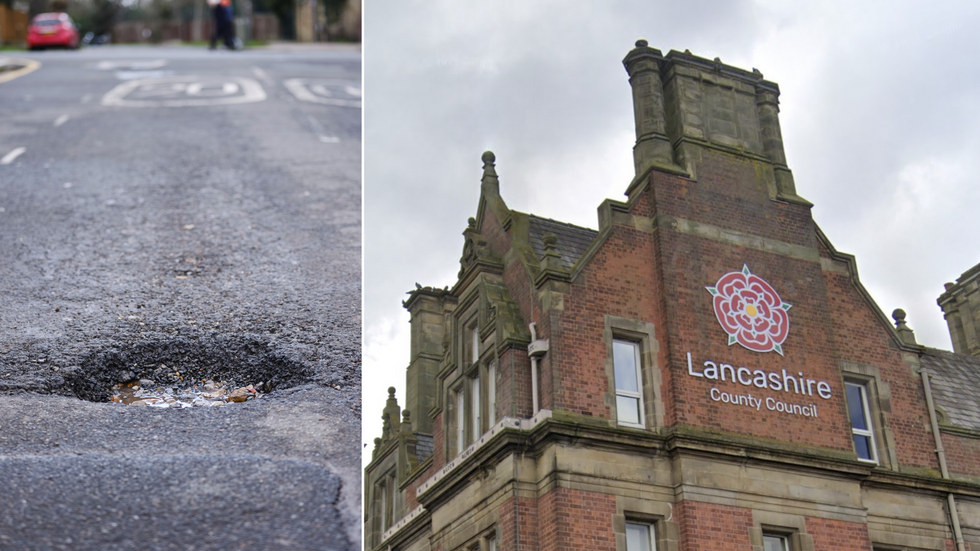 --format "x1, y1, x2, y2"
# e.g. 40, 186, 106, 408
383, 386, 401, 439
893, 308, 918, 345
635, 39, 648, 48
468, 217, 476, 229
401, 410, 413, 434
372, 437, 382, 459
381, 412, 391, 441
541, 232, 564, 272
481, 151, 499, 195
